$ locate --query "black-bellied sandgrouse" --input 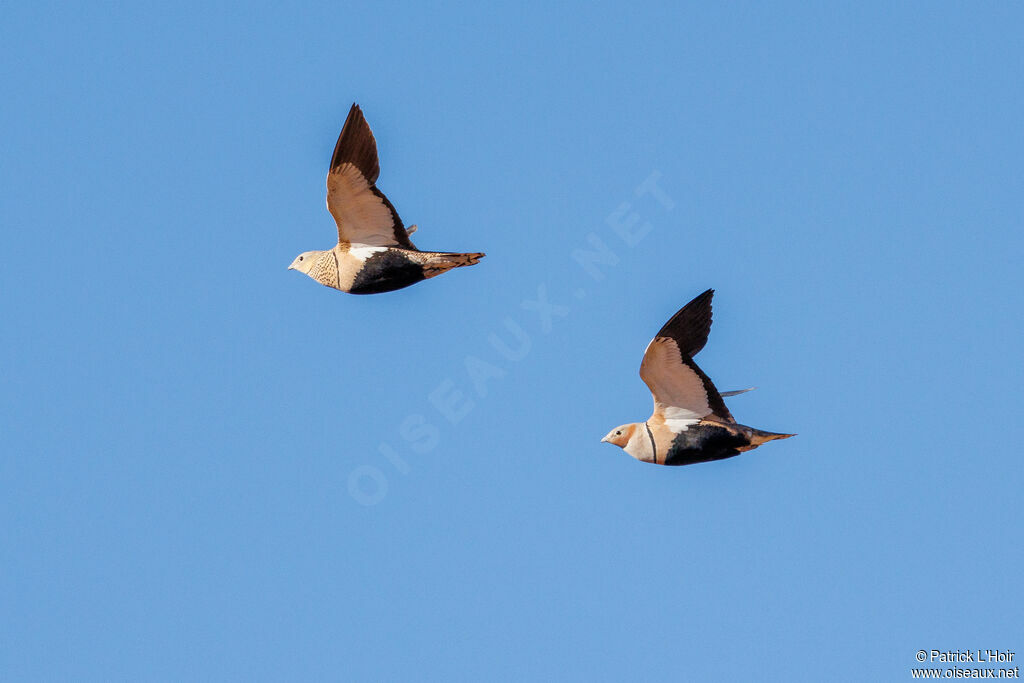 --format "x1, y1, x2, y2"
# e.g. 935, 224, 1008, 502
289, 104, 484, 294
601, 289, 793, 466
